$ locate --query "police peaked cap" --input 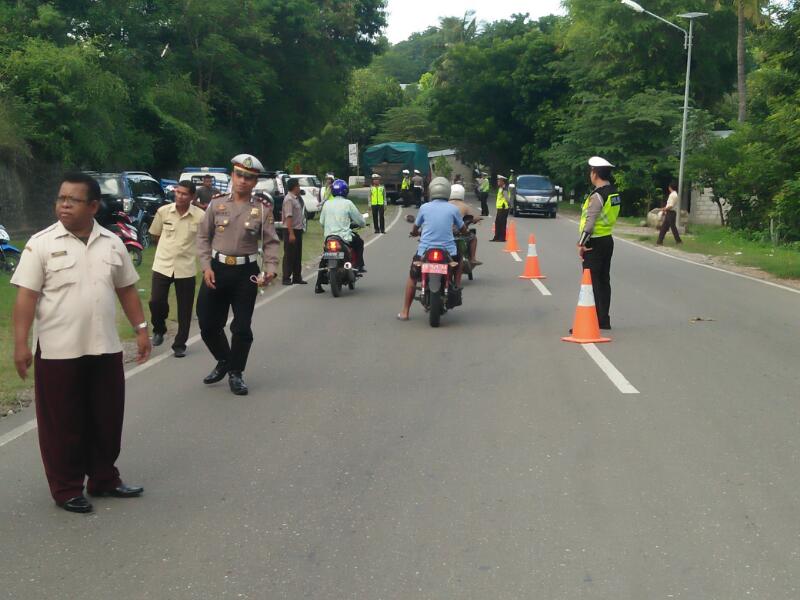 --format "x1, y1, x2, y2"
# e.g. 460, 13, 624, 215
588, 156, 615, 168
231, 153, 264, 175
